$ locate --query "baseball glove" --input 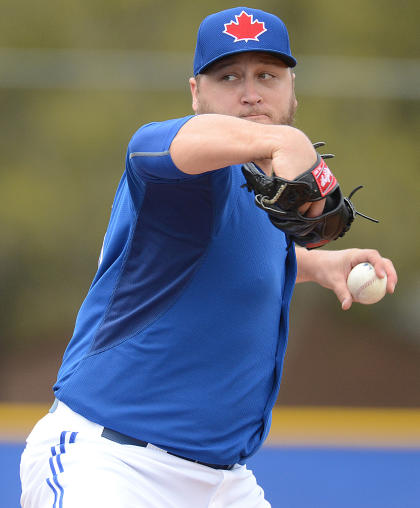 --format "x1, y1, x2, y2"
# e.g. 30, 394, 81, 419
241, 142, 378, 249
